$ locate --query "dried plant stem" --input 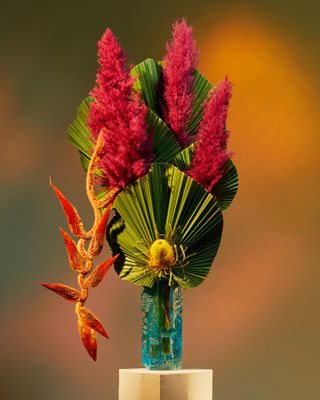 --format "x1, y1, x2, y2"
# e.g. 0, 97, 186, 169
96, 186, 120, 209
86, 132, 104, 225
44, 129, 120, 360
74, 131, 115, 314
